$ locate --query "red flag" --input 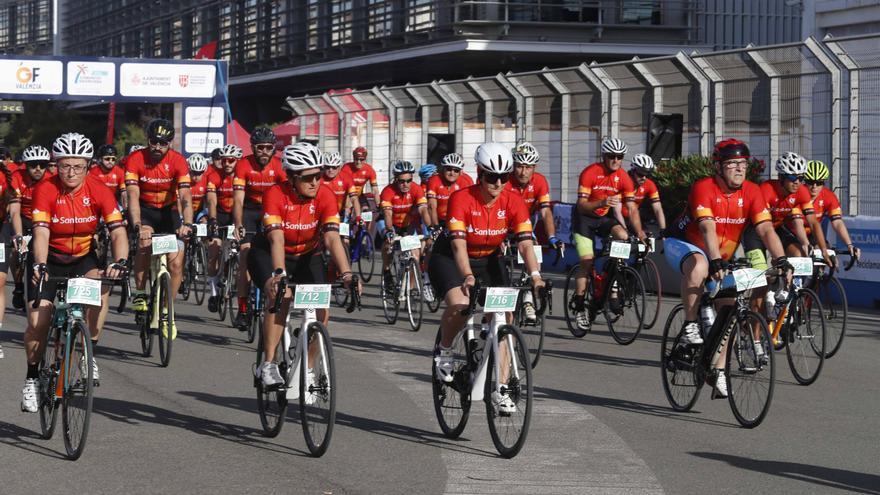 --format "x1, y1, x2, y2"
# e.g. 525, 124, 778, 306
194, 41, 218, 60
